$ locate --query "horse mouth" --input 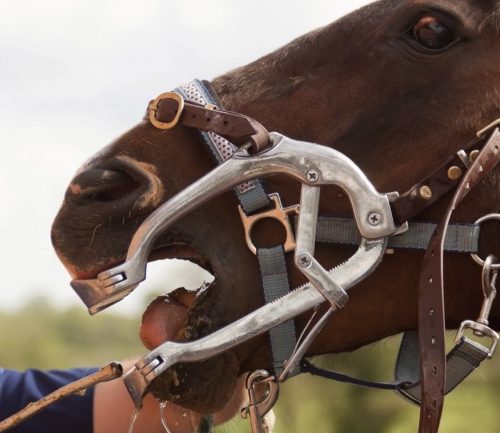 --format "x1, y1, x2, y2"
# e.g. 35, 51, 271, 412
140, 240, 216, 342
138, 243, 244, 414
